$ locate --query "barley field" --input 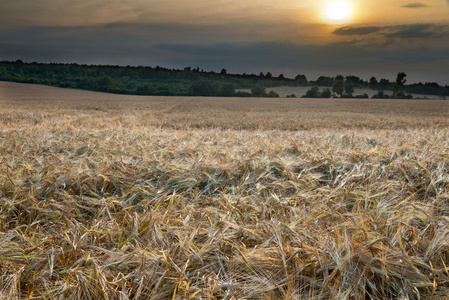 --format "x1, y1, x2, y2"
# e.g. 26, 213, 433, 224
1, 82, 449, 299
